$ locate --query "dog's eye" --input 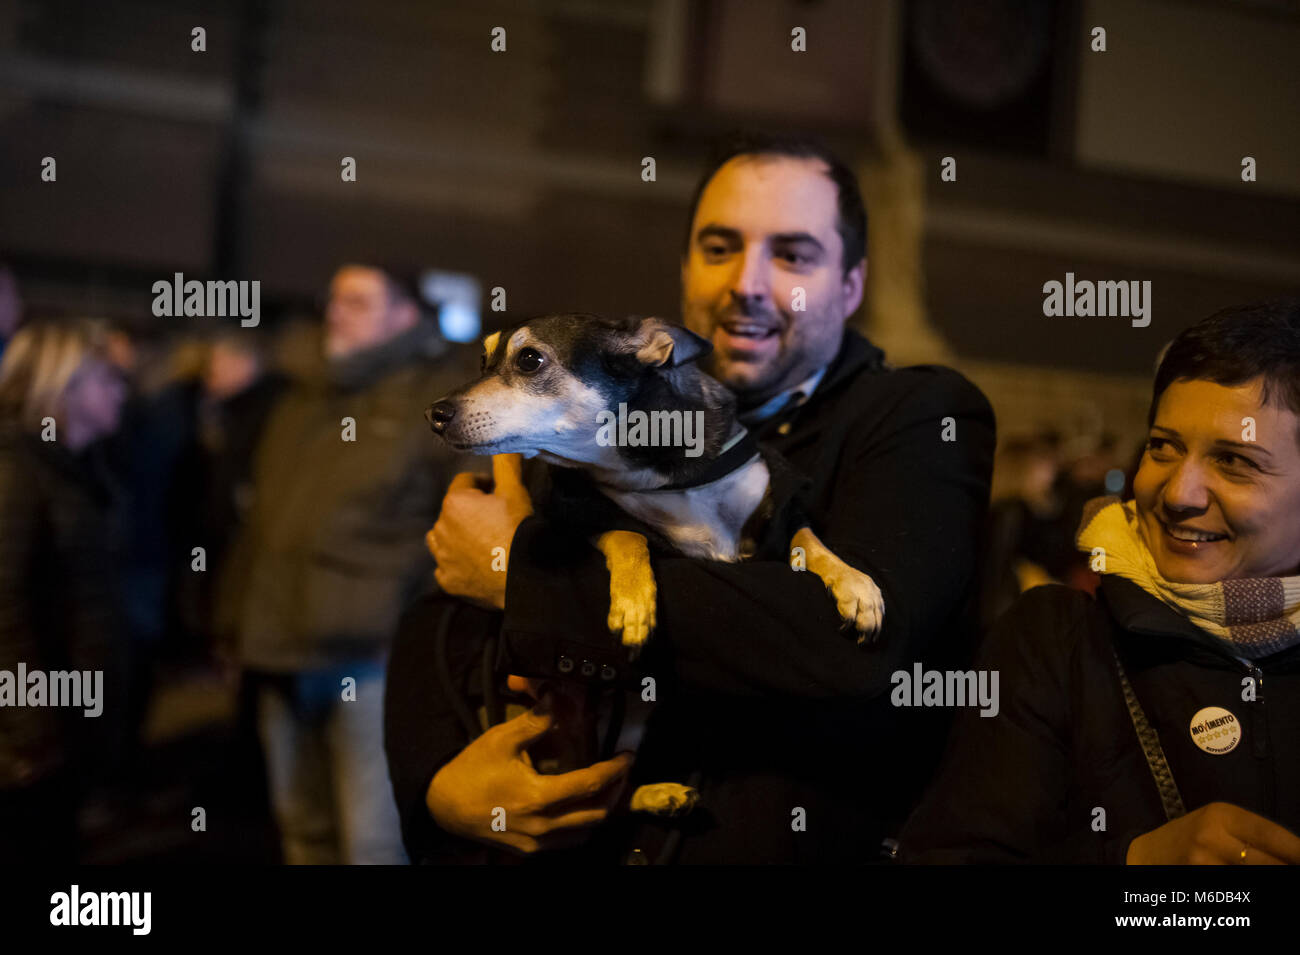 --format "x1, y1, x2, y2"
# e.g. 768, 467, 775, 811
514, 347, 545, 374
